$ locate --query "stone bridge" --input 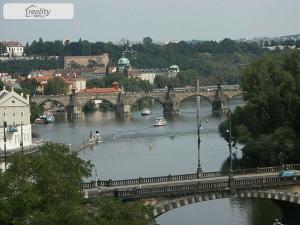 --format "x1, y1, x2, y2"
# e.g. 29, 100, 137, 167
82, 164, 300, 217
31, 85, 242, 117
